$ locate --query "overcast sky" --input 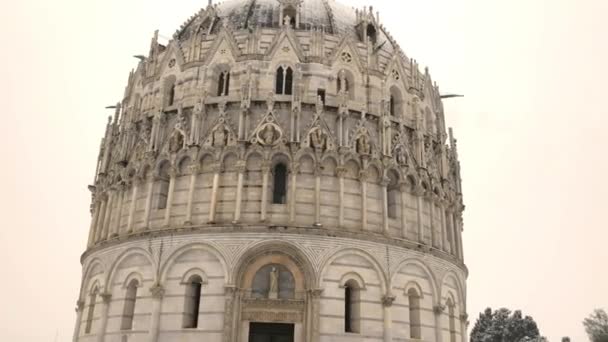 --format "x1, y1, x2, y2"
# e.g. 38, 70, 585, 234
1, 0, 607, 341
